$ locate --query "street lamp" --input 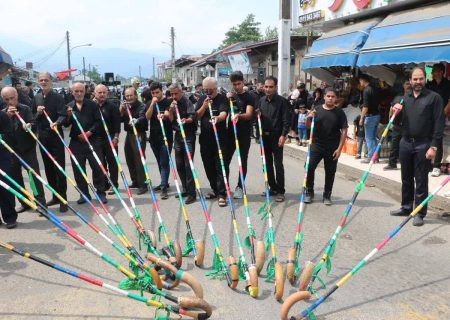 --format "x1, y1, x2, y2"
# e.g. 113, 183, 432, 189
67, 42, 92, 85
